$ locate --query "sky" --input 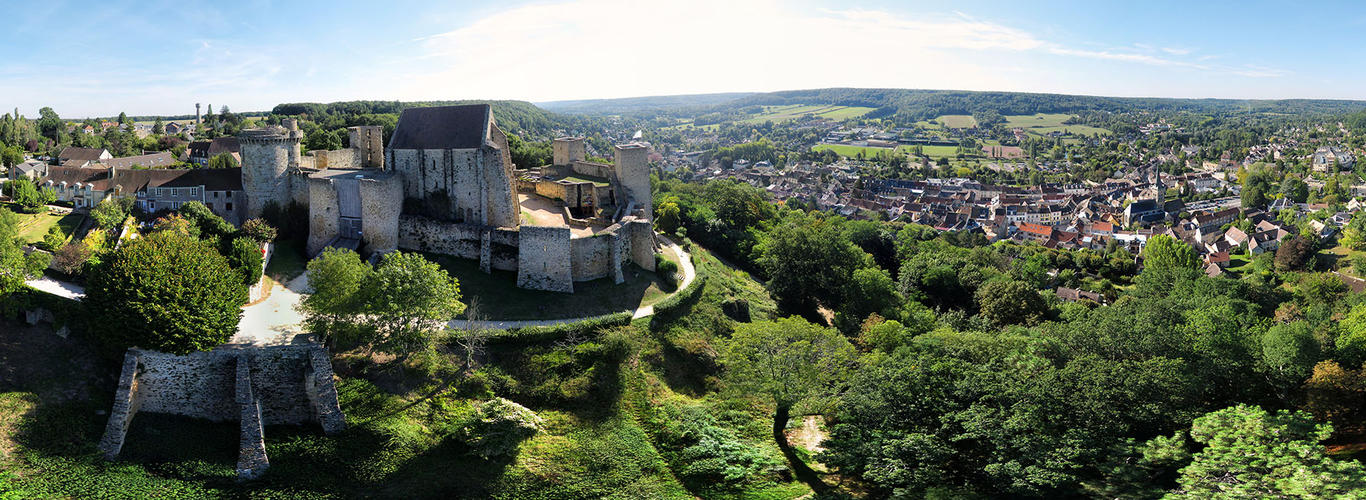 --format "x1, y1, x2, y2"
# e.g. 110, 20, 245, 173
4, 0, 1366, 118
